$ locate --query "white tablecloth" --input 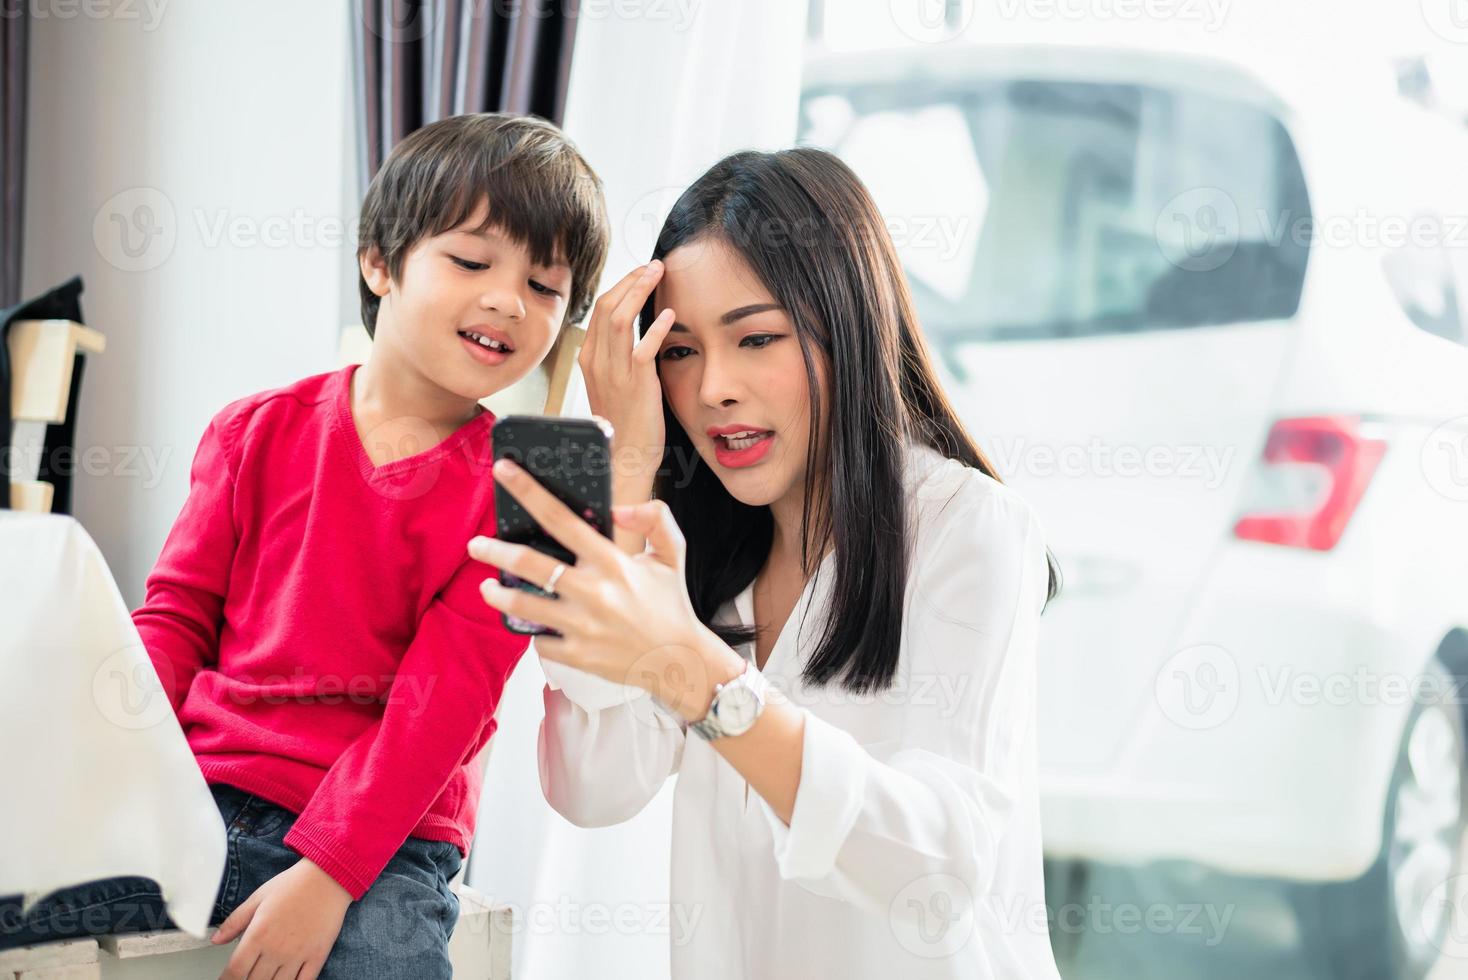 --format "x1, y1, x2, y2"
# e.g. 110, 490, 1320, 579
0, 512, 225, 936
